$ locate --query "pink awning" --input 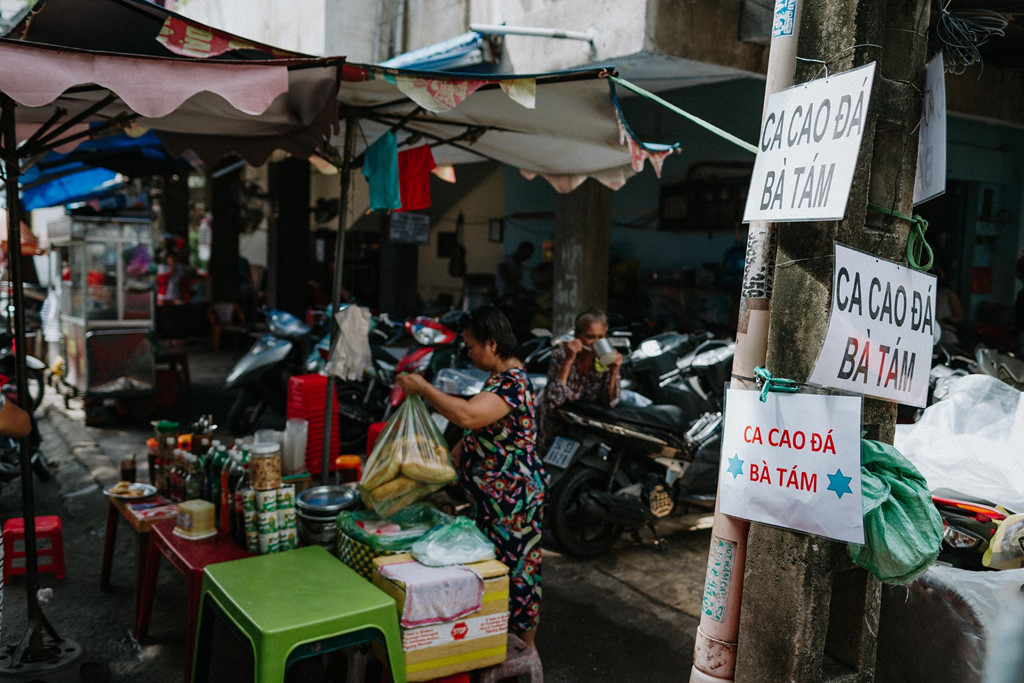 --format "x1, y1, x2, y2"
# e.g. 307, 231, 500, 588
2, 39, 342, 167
